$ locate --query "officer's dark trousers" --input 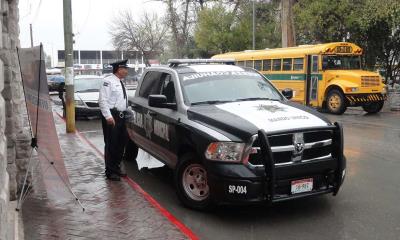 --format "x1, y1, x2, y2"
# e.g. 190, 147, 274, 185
101, 111, 128, 175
